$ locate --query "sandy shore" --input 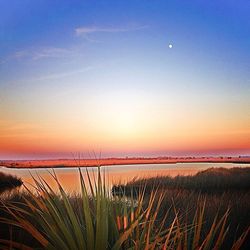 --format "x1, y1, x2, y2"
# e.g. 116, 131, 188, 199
1, 156, 249, 169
